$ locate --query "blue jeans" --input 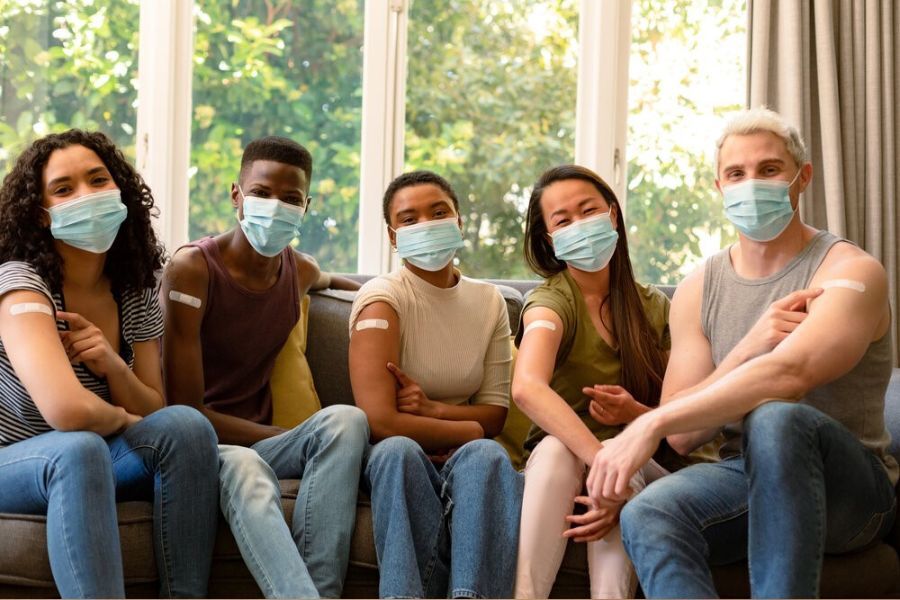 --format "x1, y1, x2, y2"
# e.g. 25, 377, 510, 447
220, 405, 368, 599
621, 402, 897, 598
0, 405, 219, 599
364, 437, 524, 599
